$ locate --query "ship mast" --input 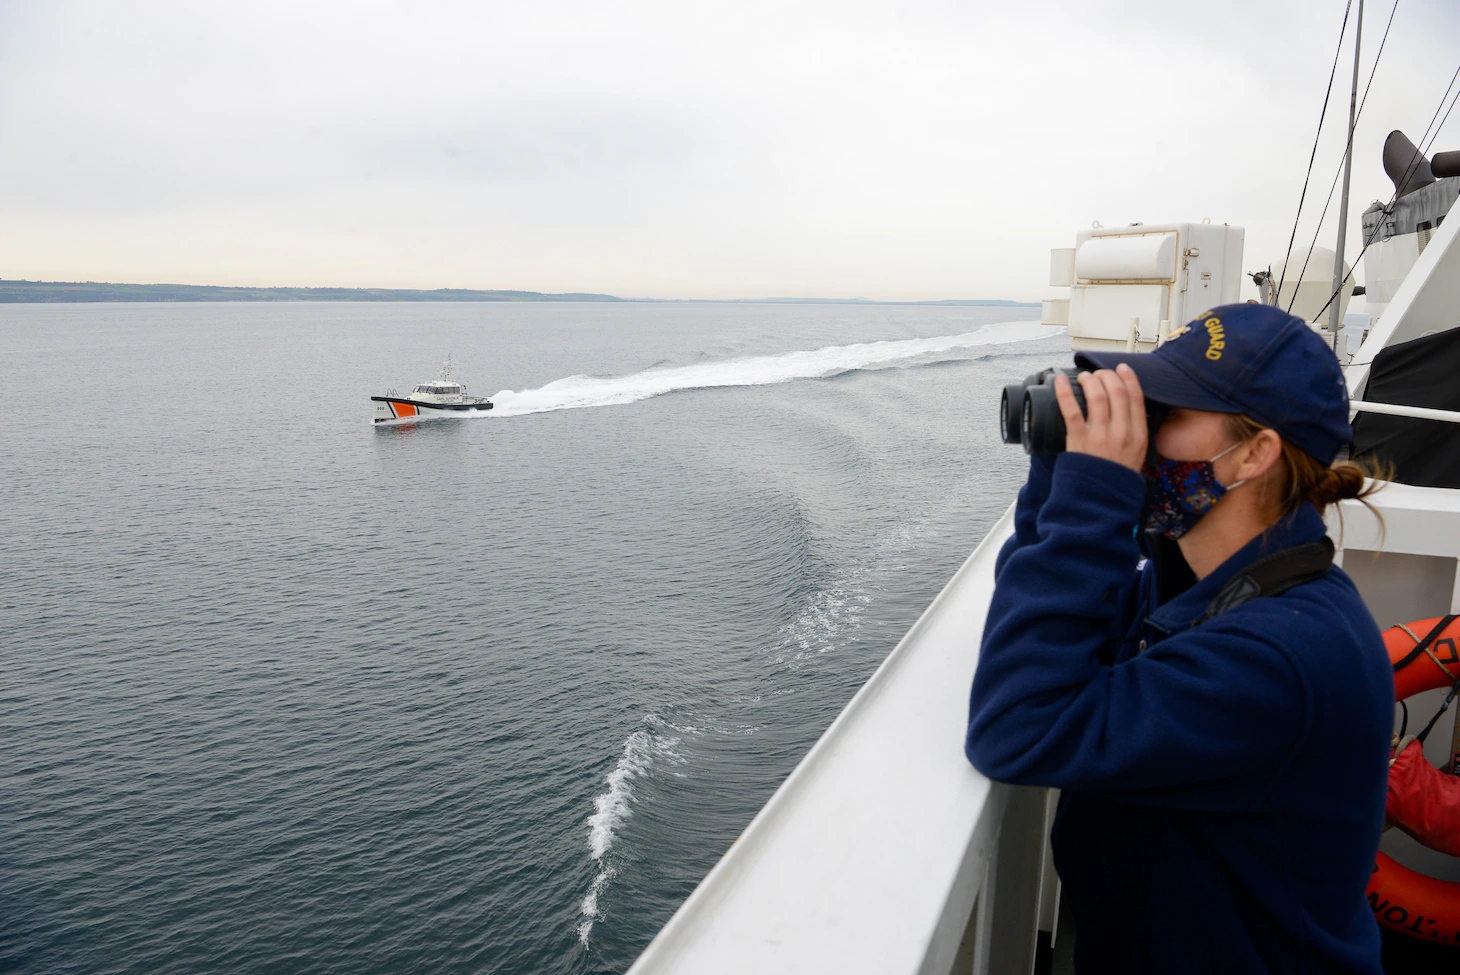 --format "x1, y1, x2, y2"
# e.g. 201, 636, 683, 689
1329, 0, 1364, 332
